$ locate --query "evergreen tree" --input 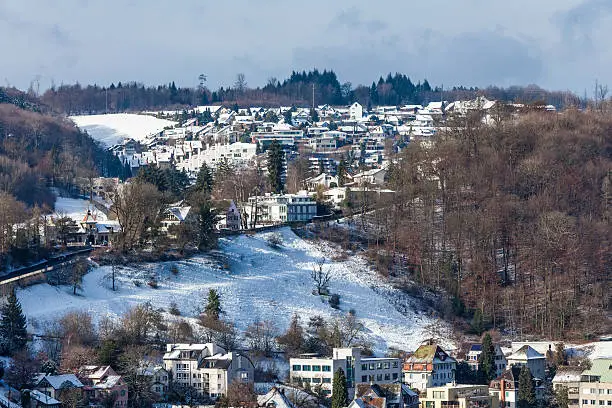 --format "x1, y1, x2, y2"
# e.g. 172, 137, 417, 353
194, 163, 214, 196
310, 108, 319, 122
479, 333, 496, 381
471, 309, 484, 335
331, 368, 348, 408
0, 289, 28, 355
517, 365, 536, 408
267, 139, 285, 193
196, 201, 218, 250
556, 385, 569, 408
205, 289, 221, 320
337, 159, 347, 186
